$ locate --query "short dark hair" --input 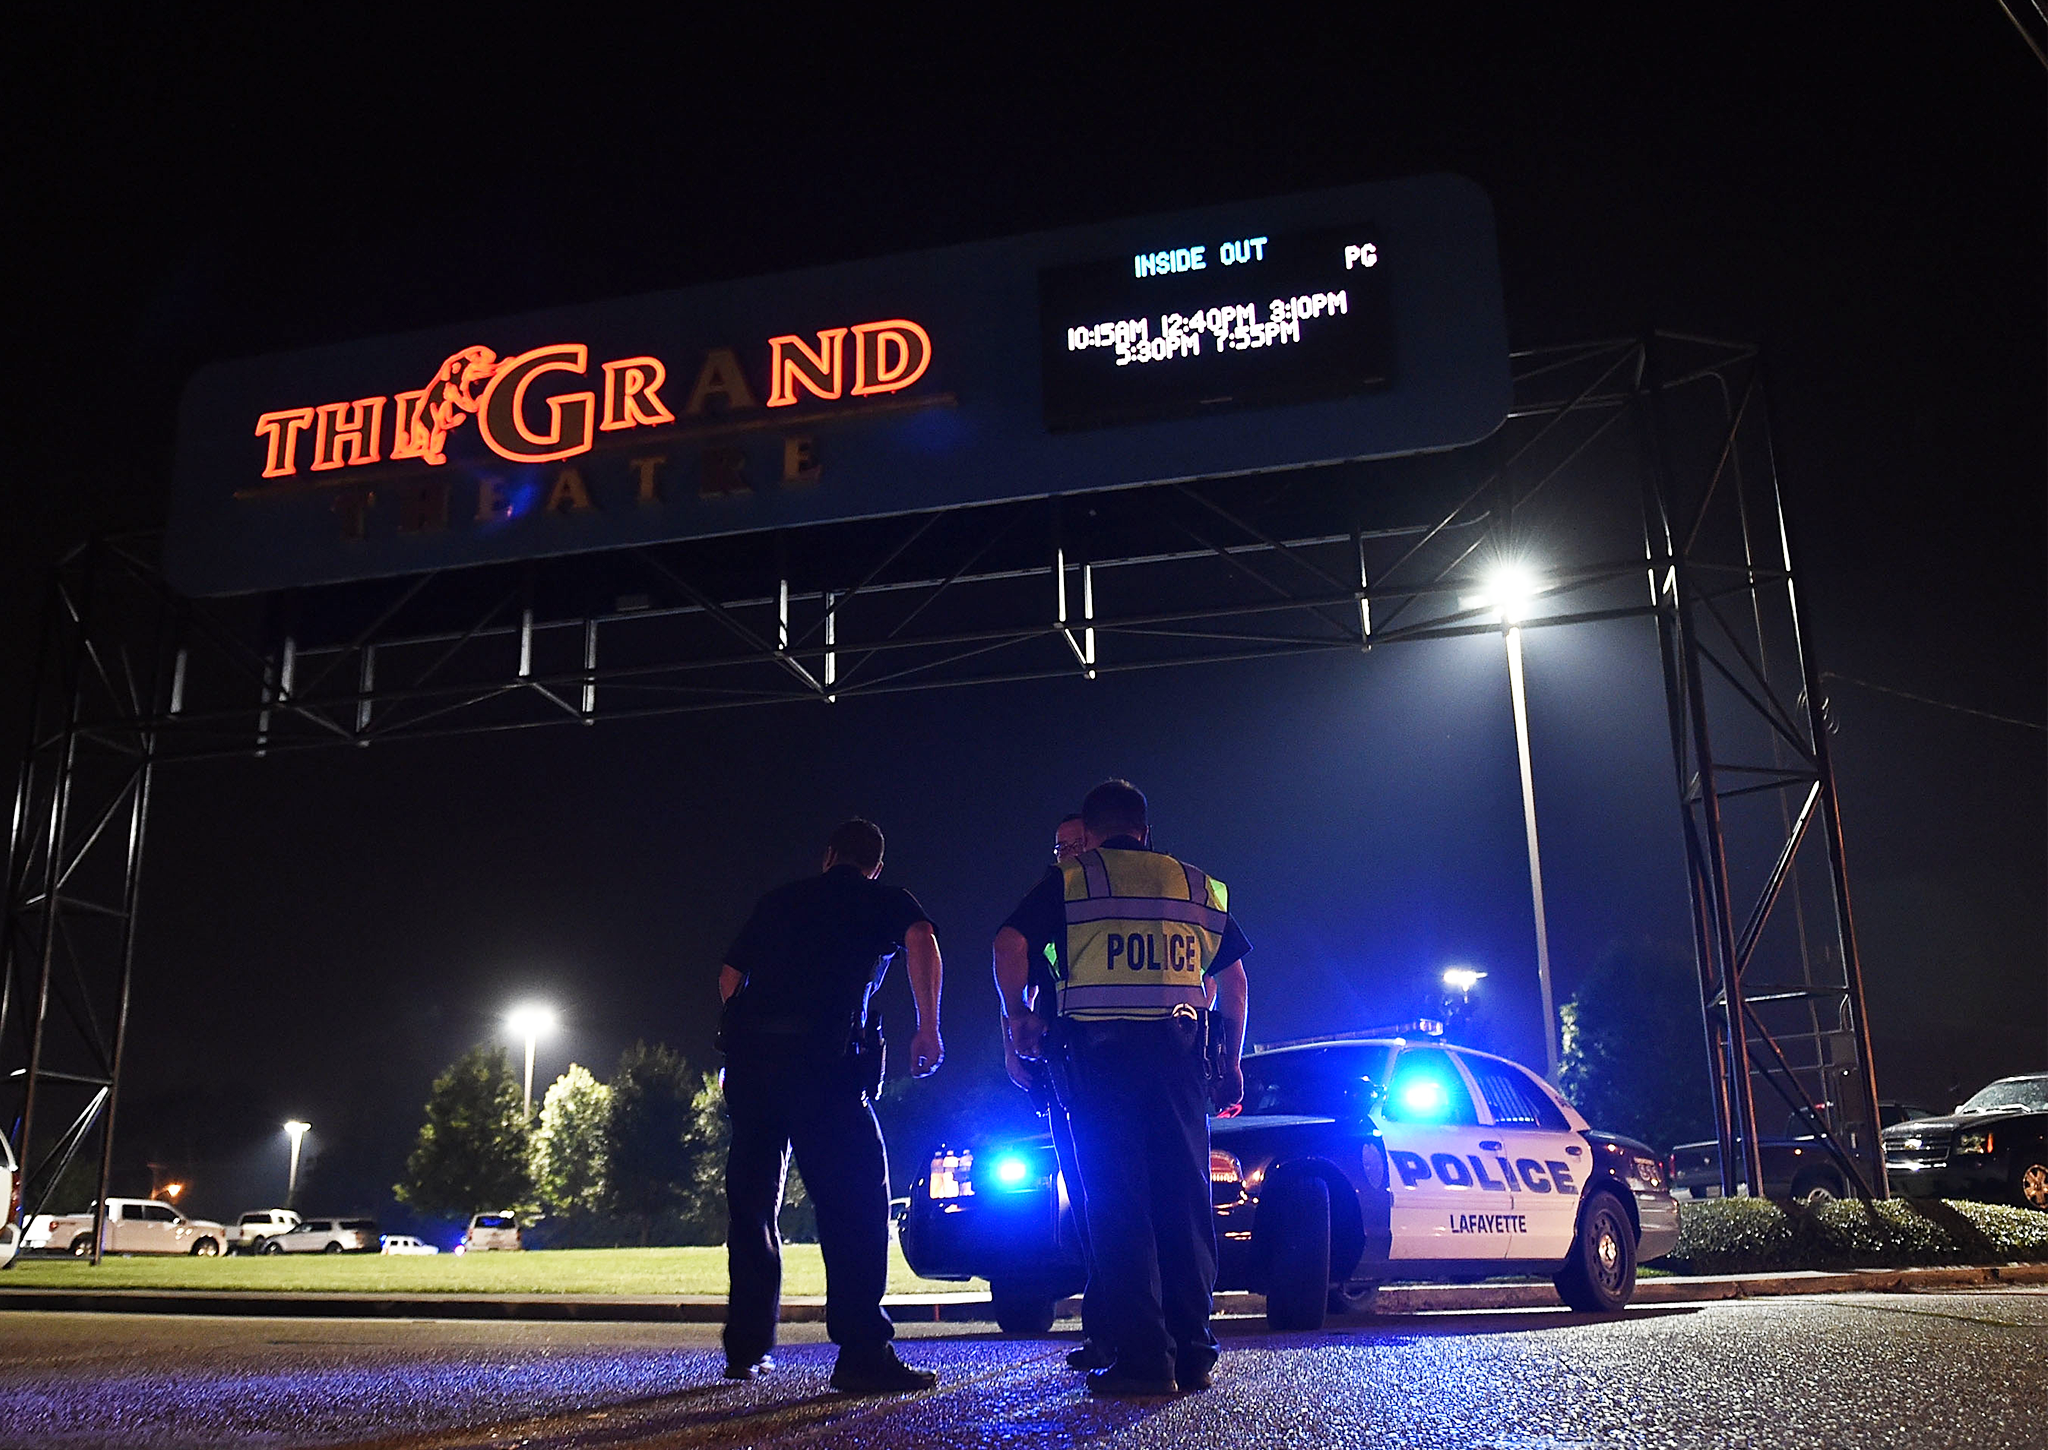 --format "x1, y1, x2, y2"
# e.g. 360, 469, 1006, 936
1058, 812, 1084, 825
1080, 780, 1147, 840
827, 818, 885, 872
